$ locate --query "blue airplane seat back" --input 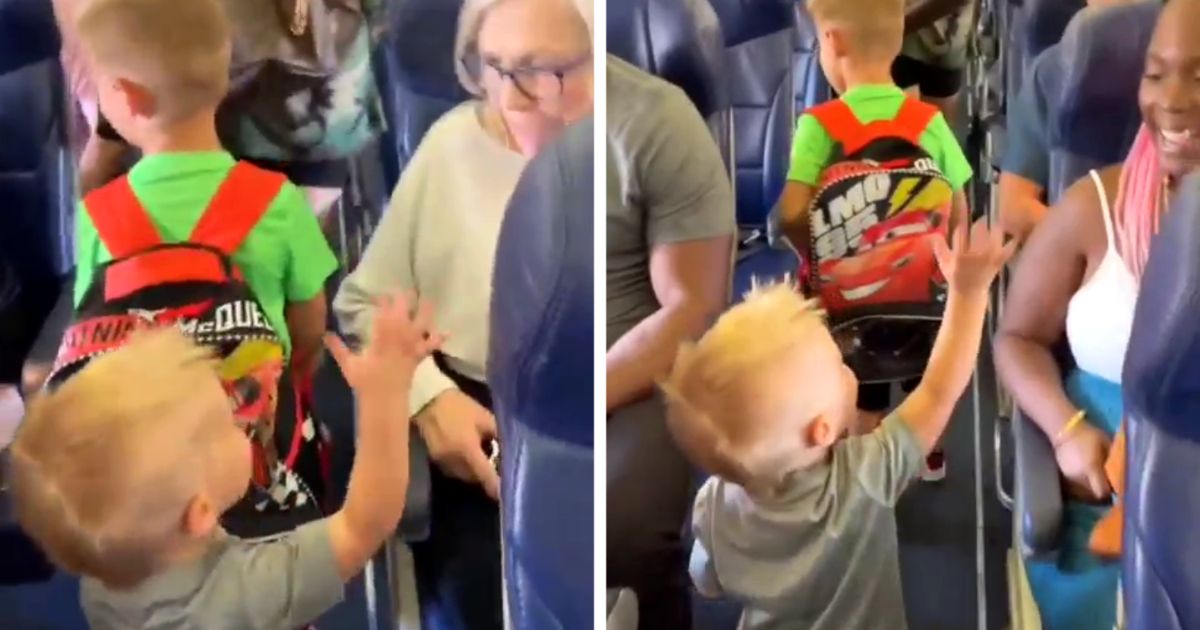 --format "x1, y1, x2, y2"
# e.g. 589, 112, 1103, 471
707, 0, 795, 229
1122, 173, 1200, 630
374, 0, 472, 190
489, 117, 594, 629
607, 0, 730, 164
792, 2, 828, 114
1048, 3, 1157, 199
